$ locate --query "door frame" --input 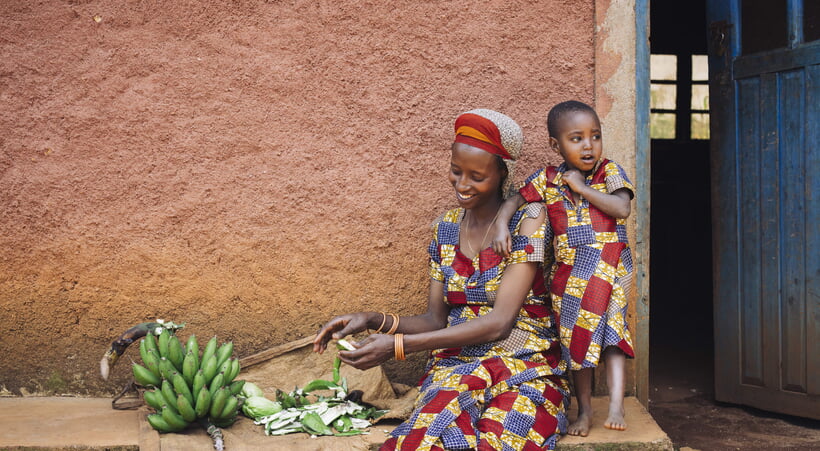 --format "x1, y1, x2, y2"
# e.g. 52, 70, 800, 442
634, 0, 651, 407
591, 0, 651, 406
